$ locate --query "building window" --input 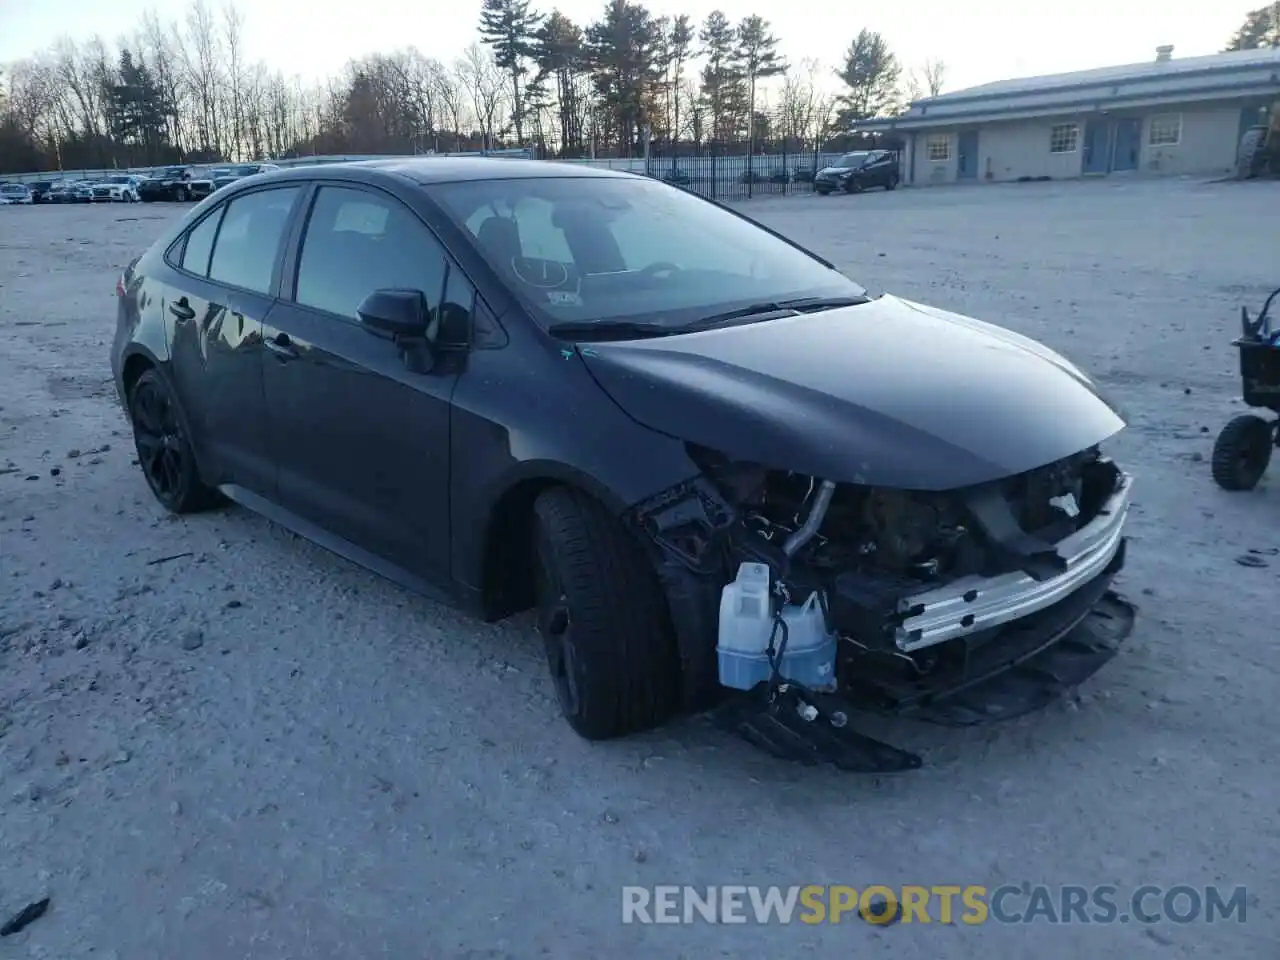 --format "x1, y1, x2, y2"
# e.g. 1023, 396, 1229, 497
1049, 123, 1079, 153
1149, 114, 1181, 146
926, 135, 951, 162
